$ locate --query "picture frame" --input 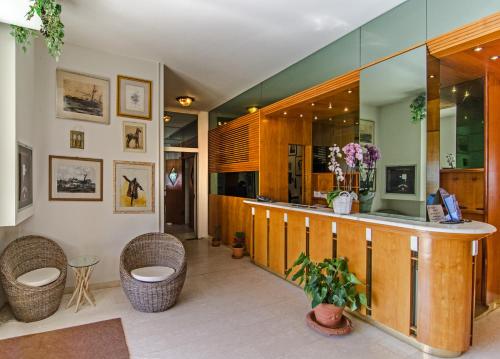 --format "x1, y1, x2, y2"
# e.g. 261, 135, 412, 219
56, 69, 110, 124
295, 157, 303, 176
18, 142, 33, 210
70, 130, 85, 149
117, 75, 152, 120
288, 144, 297, 155
385, 165, 416, 195
359, 119, 375, 146
122, 121, 146, 153
114, 160, 155, 214
49, 155, 103, 201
